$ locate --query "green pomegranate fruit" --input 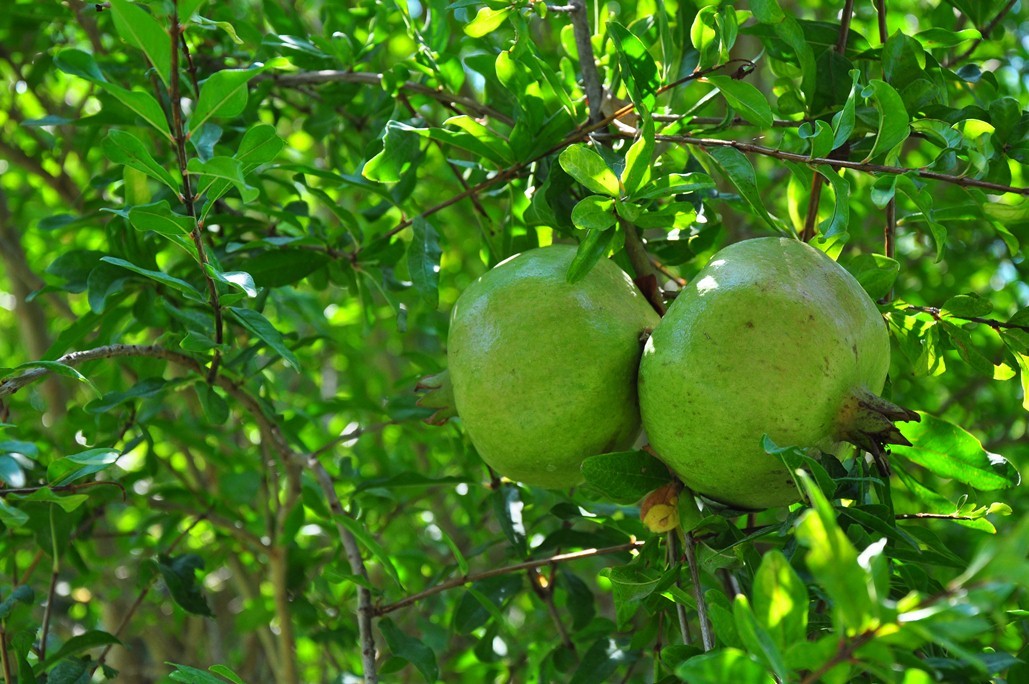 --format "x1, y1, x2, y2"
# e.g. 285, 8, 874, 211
638, 237, 917, 510
430, 245, 660, 489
